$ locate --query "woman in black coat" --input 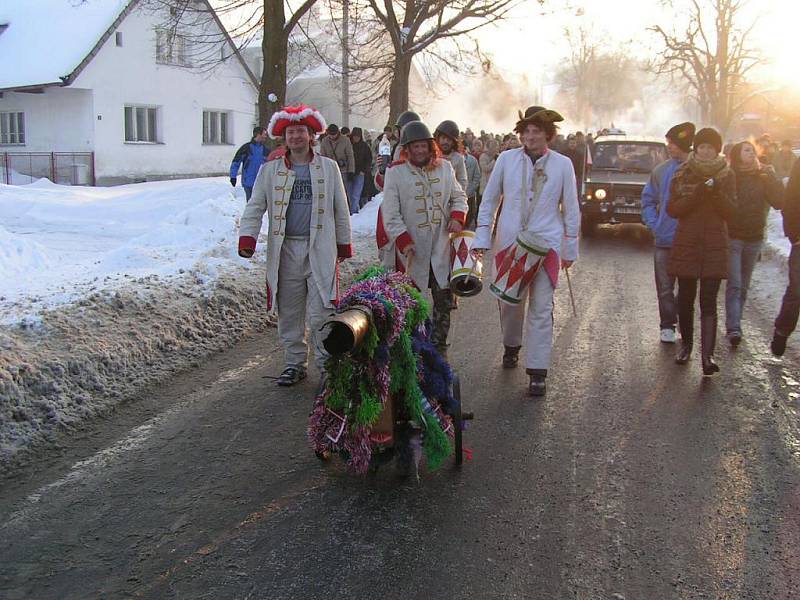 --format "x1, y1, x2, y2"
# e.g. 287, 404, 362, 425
725, 141, 784, 346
